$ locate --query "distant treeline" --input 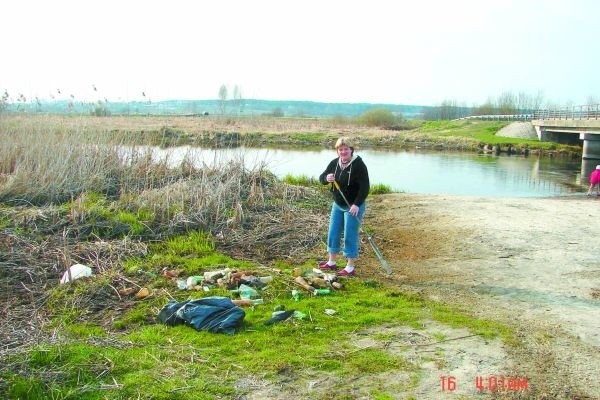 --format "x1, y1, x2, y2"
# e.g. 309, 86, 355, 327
421, 92, 599, 120
2, 98, 429, 119
3, 91, 590, 120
